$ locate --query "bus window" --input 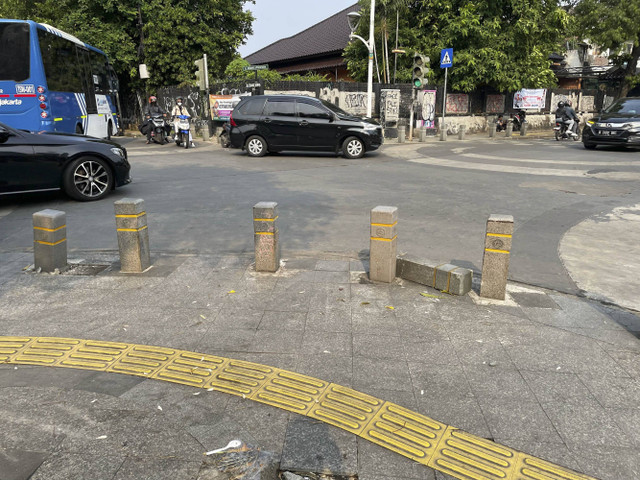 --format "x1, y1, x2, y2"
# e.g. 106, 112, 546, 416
76, 47, 97, 114
90, 50, 110, 94
37, 29, 83, 92
0, 22, 30, 82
